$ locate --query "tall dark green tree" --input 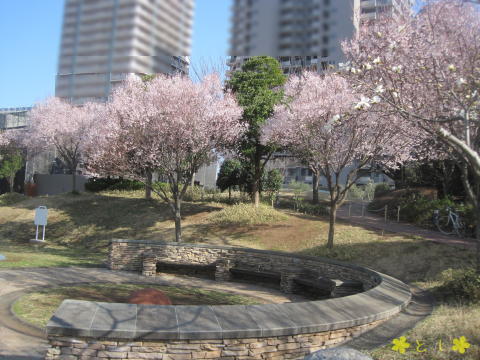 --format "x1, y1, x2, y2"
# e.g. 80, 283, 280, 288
226, 56, 287, 207
0, 150, 23, 193
216, 159, 243, 200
